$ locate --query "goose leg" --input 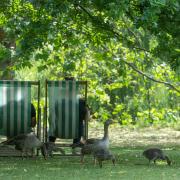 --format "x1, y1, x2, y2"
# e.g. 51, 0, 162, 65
164, 155, 171, 165
94, 157, 97, 166
21, 151, 24, 160
152, 157, 158, 165
99, 161, 102, 168
152, 152, 159, 165
80, 154, 84, 164
31, 148, 34, 158
112, 159, 115, 166
21, 149, 25, 160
